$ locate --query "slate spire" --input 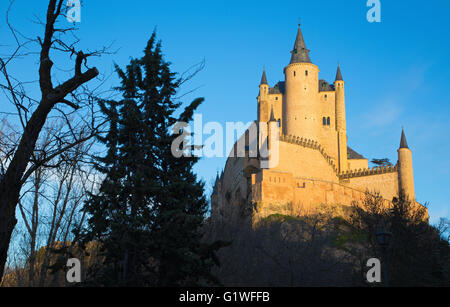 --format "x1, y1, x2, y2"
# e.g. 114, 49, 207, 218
335, 64, 343, 81
400, 129, 409, 149
269, 106, 276, 122
260, 69, 268, 85
290, 24, 311, 64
